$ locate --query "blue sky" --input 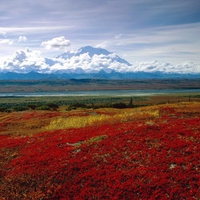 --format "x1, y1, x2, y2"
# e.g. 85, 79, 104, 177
0, 0, 200, 65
